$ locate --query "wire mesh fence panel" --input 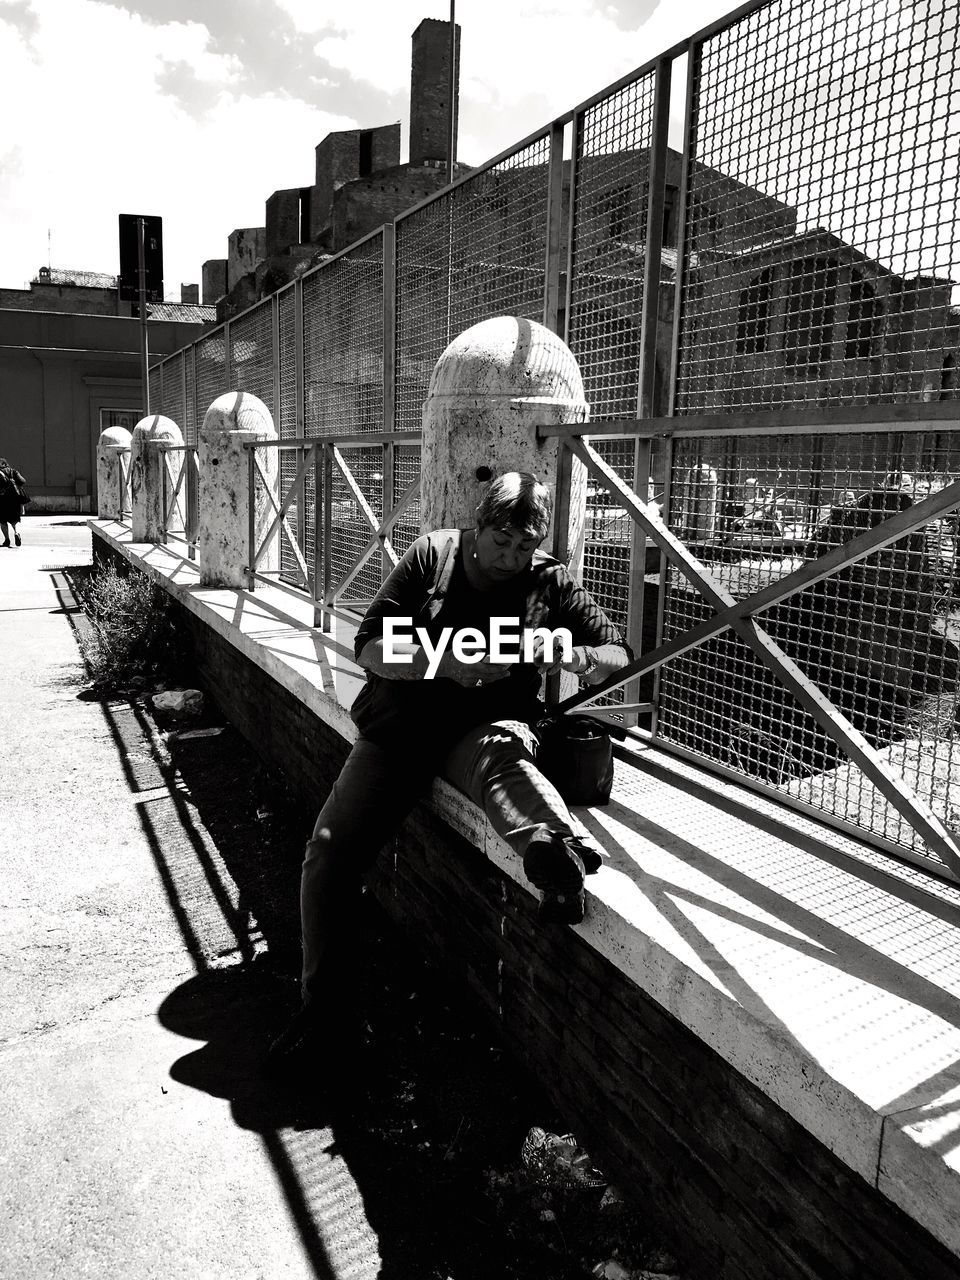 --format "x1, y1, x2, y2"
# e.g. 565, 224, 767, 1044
566, 70, 658, 702
330, 446, 384, 608
303, 235, 384, 439
195, 328, 228, 430
395, 199, 449, 432
148, 365, 162, 417
568, 70, 657, 420
183, 346, 197, 446
158, 352, 186, 435
674, 0, 960, 415
278, 286, 298, 439
654, 426, 960, 872
230, 300, 276, 420
449, 134, 552, 342
580, 438, 669, 715
391, 444, 423, 559
277, 285, 302, 583
395, 137, 552, 431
